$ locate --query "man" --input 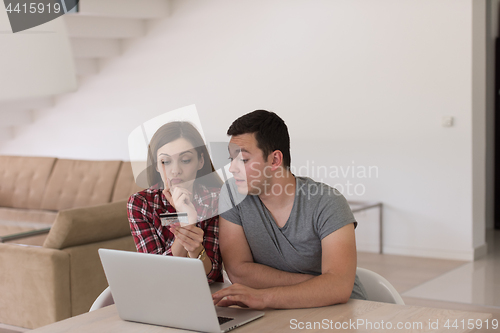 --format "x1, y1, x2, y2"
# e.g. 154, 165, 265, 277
212, 110, 366, 309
